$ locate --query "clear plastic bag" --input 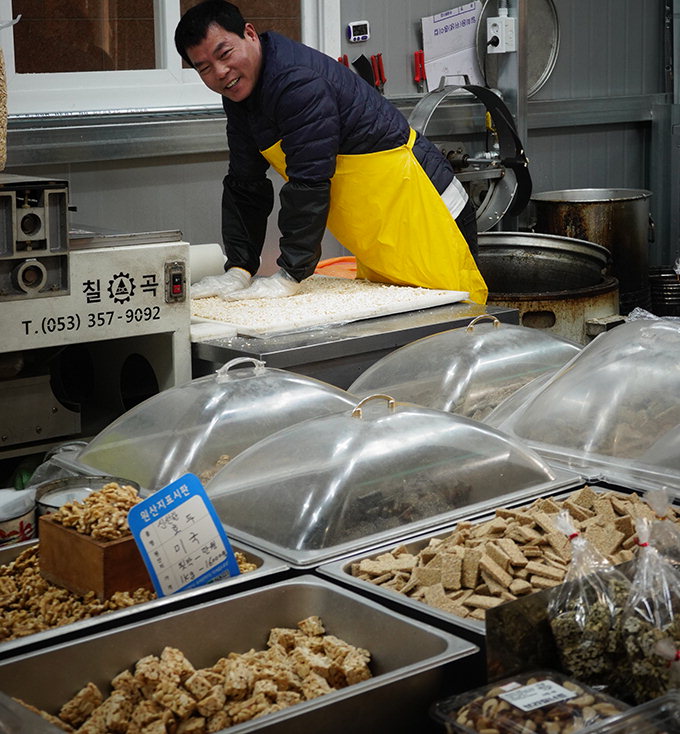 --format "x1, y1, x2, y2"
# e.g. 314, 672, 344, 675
621, 517, 680, 703
645, 487, 680, 566
548, 510, 630, 693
